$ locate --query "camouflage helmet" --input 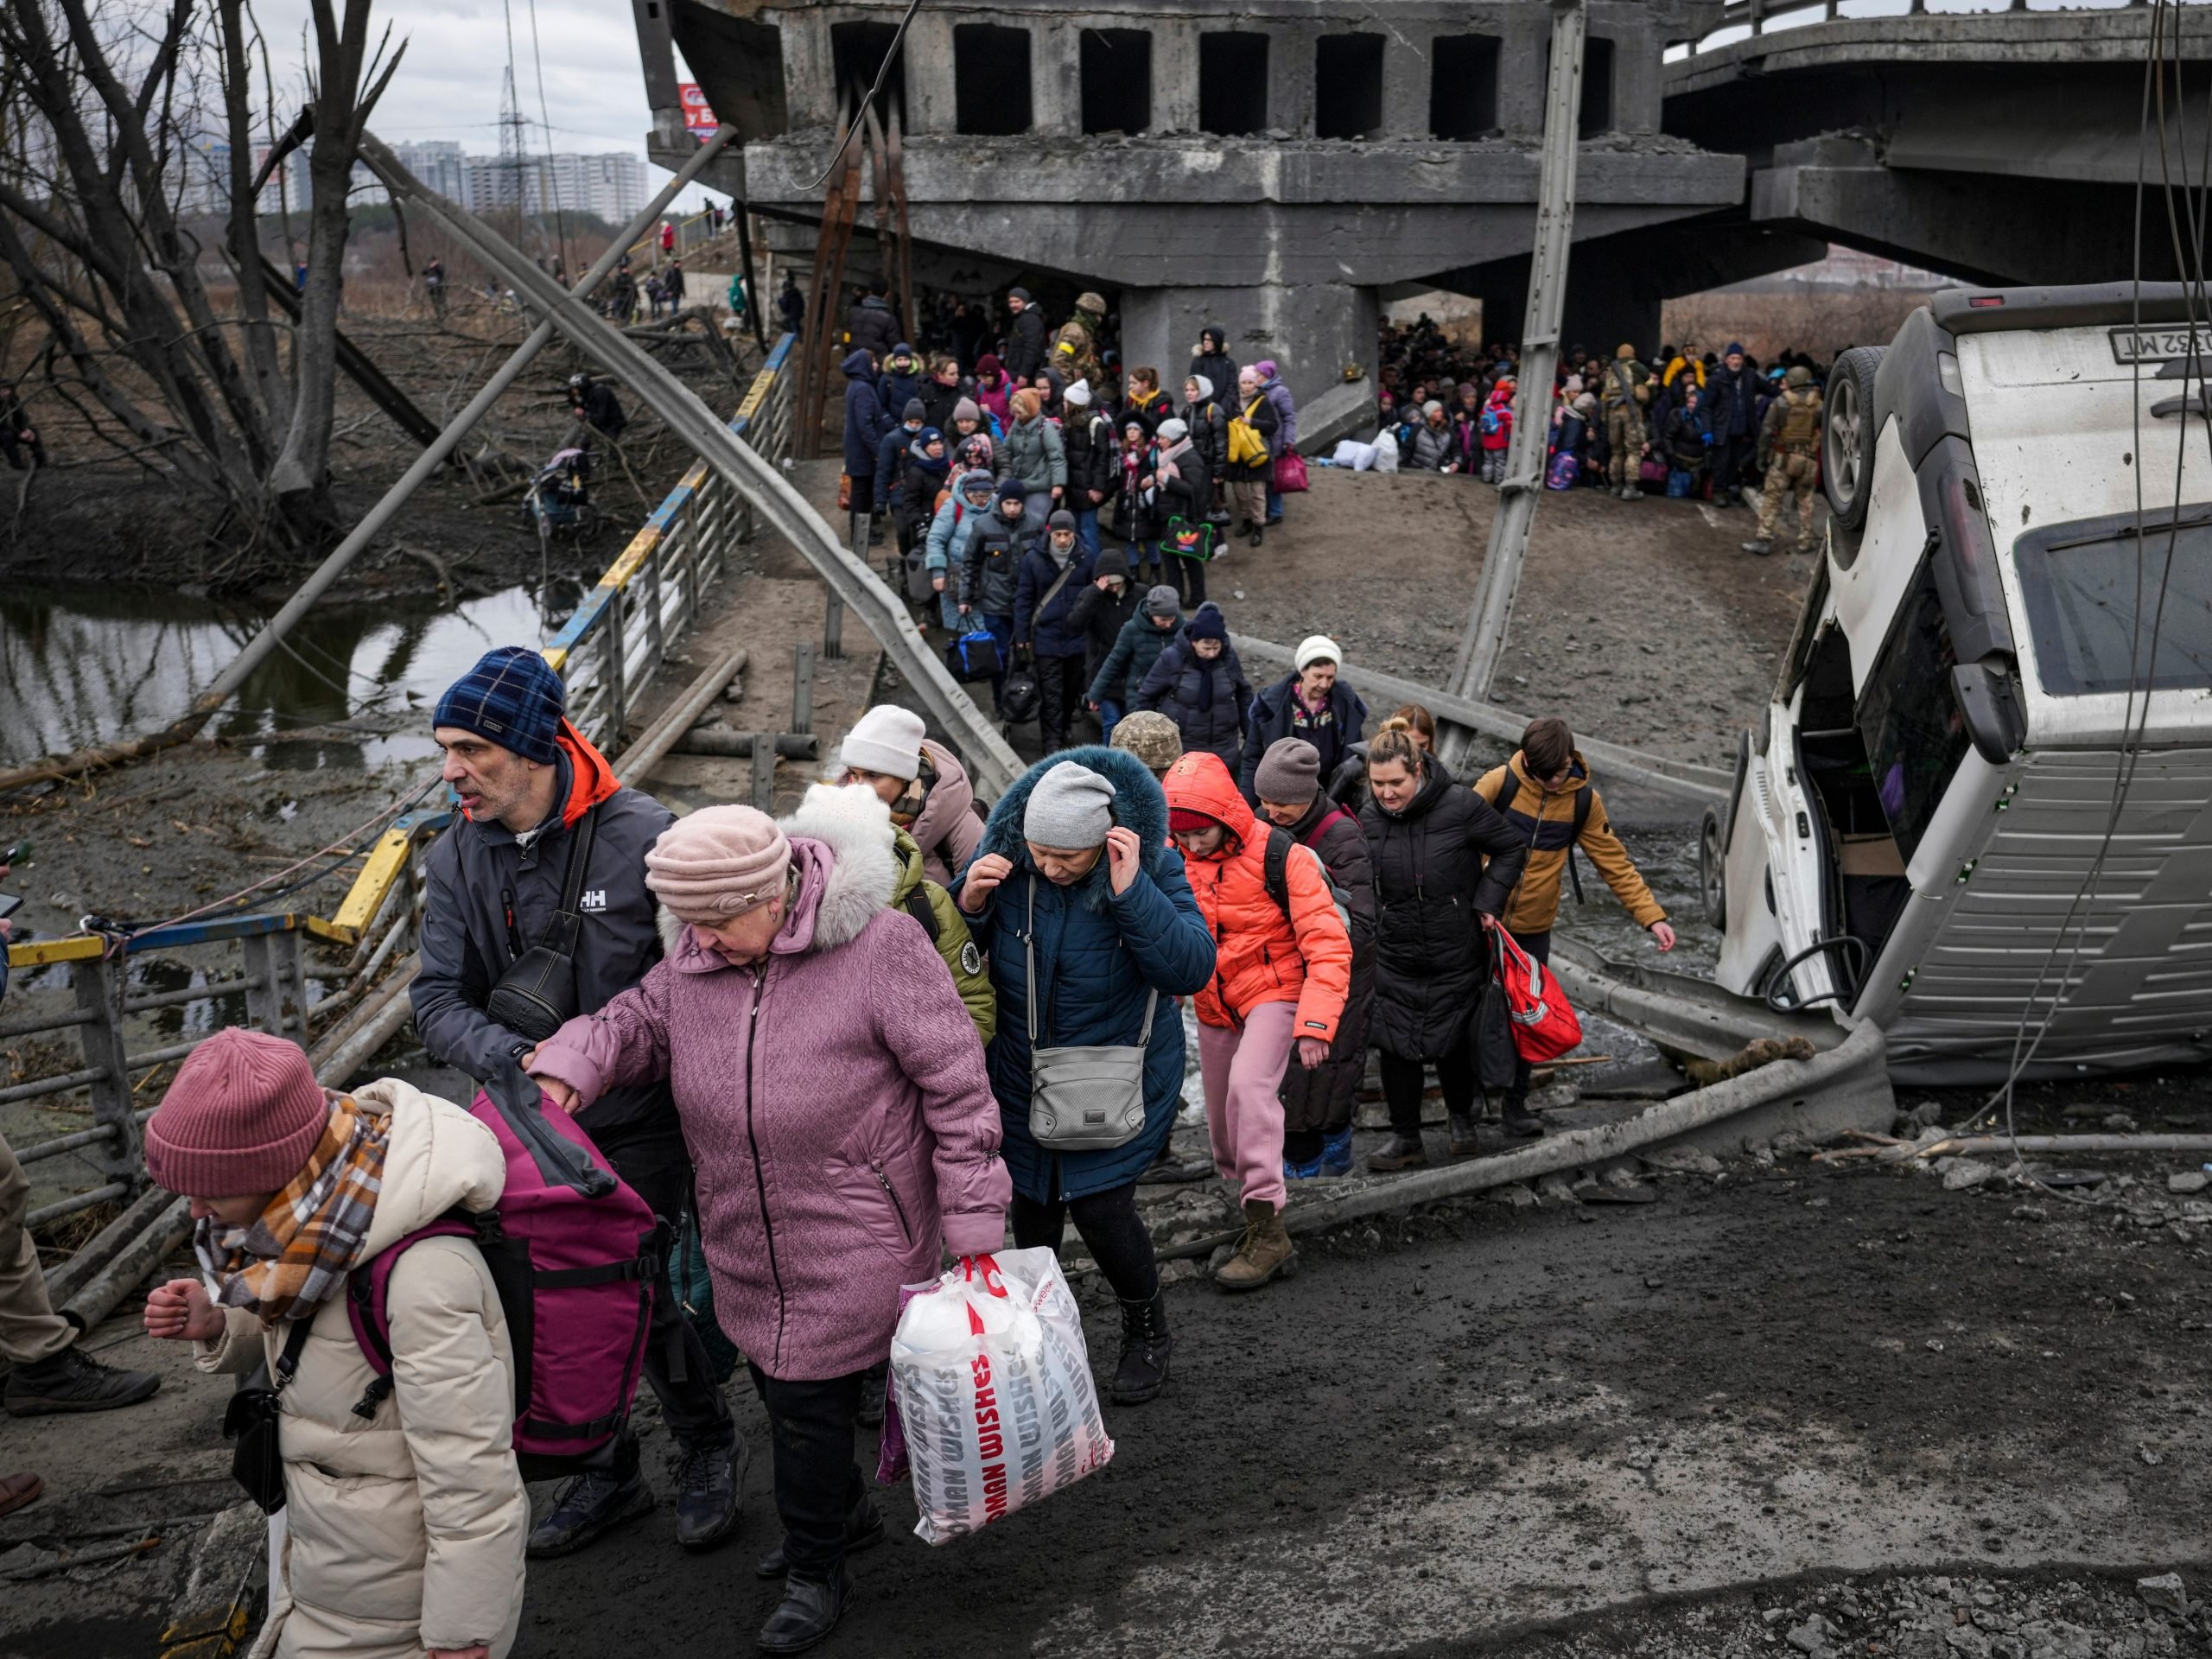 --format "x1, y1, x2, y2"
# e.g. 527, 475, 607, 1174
1784, 365, 1814, 389
1109, 711, 1184, 778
